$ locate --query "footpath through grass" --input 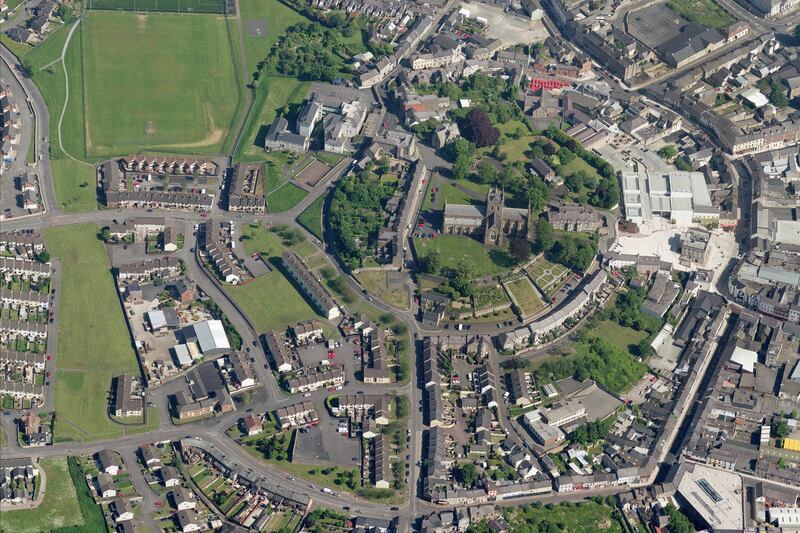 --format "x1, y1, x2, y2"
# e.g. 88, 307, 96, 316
46, 224, 148, 442
297, 196, 325, 241
0, 457, 83, 533
24, 23, 97, 213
